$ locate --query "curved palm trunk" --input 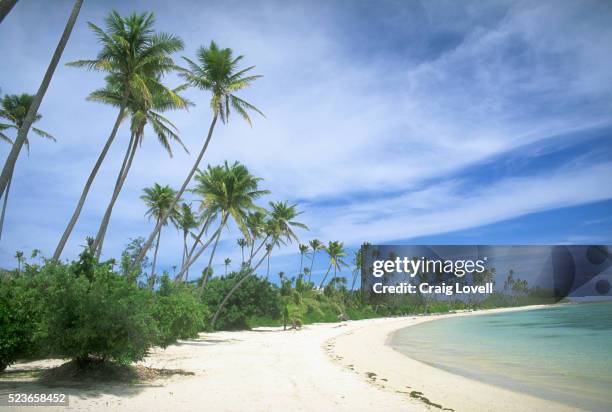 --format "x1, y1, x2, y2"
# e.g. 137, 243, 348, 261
0, 0, 82, 199
133, 113, 218, 270
266, 251, 271, 279
210, 247, 270, 329
93, 132, 138, 258
181, 230, 187, 271
53, 102, 127, 260
0, 0, 18, 25
319, 263, 332, 289
0, 169, 13, 241
149, 223, 162, 289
